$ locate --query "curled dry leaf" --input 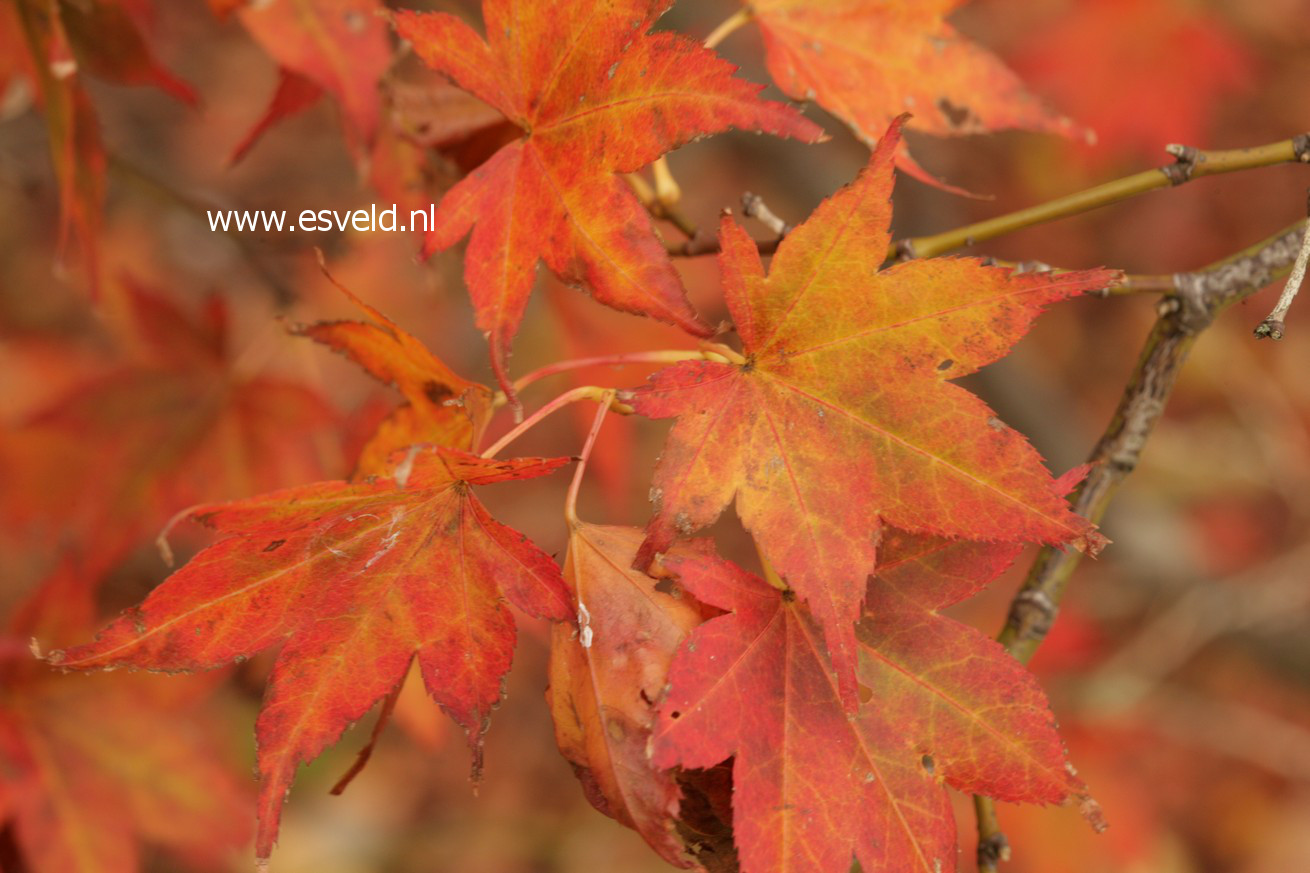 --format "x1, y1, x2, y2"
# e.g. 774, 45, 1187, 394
547, 524, 718, 868
290, 271, 494, 475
